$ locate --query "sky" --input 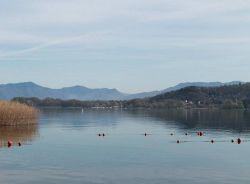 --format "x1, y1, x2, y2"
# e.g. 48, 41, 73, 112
0, 0, 250, 93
